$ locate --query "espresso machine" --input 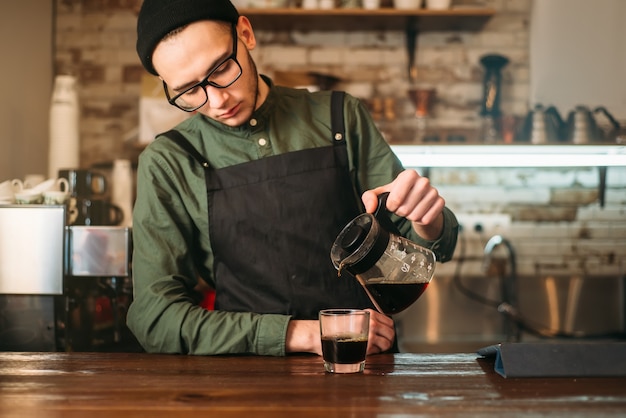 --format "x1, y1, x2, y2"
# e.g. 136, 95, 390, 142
0, 203, 137, 352
0, 205, 64, 351
64, 224, 135, 351
59, 165, 137, 351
